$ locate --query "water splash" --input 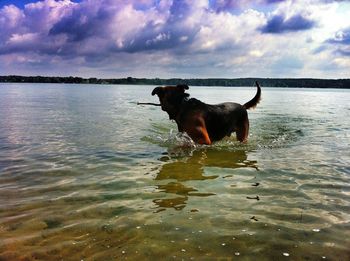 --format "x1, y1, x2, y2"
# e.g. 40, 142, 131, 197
160, 130, 197, 149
